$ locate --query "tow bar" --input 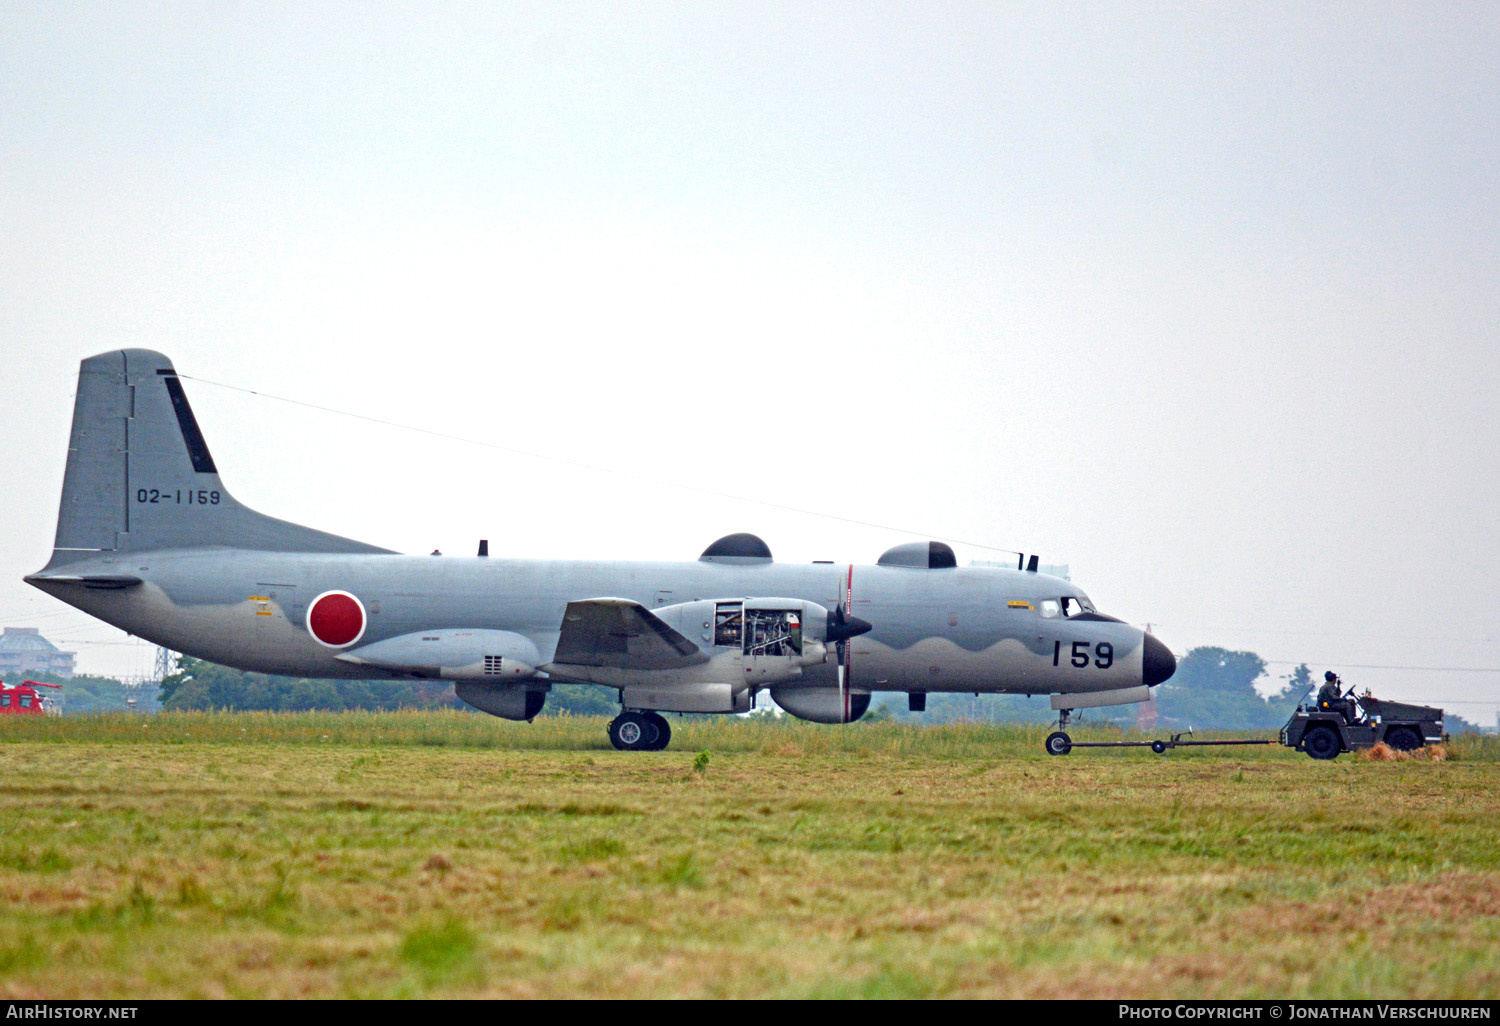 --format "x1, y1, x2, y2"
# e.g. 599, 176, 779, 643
1046, 729, 1274, 756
